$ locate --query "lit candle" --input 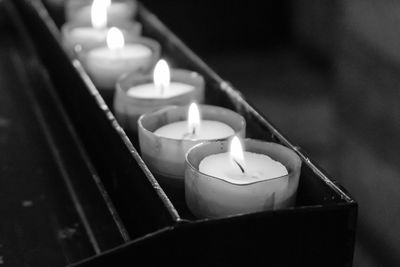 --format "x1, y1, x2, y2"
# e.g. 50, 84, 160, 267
65, 0, 137, 25
138, 104, 246, 187
114, 59, 205, 132
185, 138, 302, 218
154, 103, 234, 140
61, 0, 142, 57
128, 60, 195, 99
78, 27, 160, 91
199, 137, 288, 183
